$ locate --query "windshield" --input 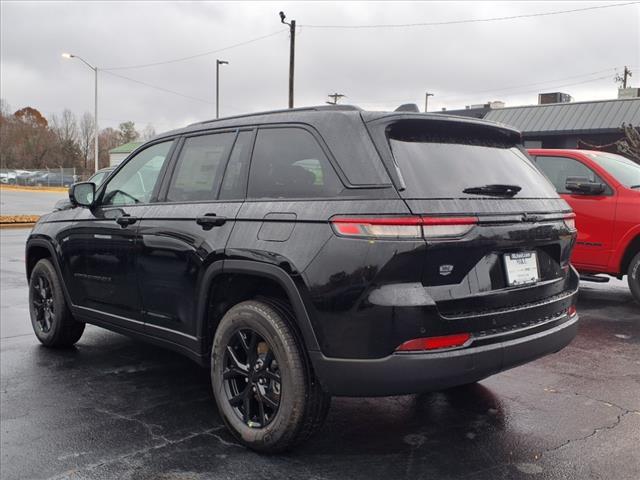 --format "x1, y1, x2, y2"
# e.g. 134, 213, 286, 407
586, 152, 640, 188
388, 140, 559, 199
